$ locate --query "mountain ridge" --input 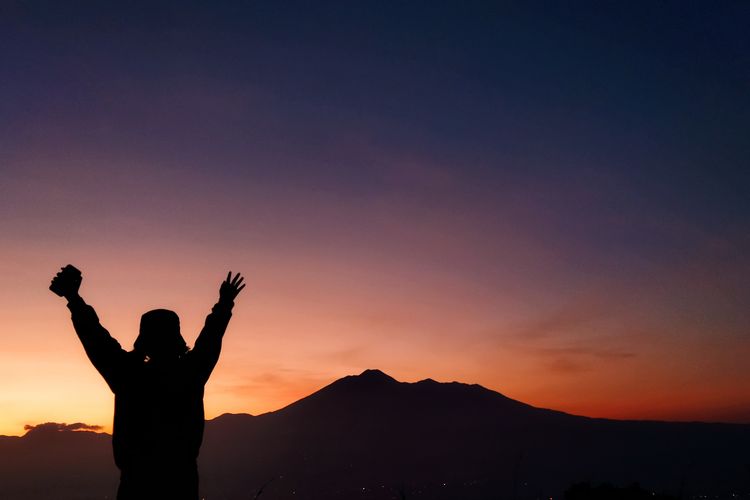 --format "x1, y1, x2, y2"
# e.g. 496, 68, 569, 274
9, 368, 743, 437
1, 369, 748, 499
